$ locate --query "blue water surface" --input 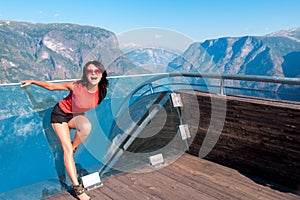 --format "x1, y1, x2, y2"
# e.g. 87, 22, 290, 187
0, 75, 165, 197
